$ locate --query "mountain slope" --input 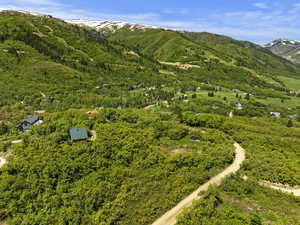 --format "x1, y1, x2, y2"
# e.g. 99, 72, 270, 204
67, 18, 300, 78
264, 39, 300, 64
108, 29, 300, 77
183, 32, 300, 76
106, 27, 300, 93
